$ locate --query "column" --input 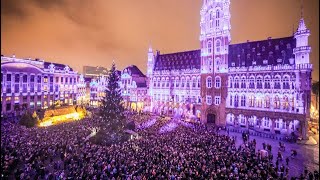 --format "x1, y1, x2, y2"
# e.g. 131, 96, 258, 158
270, 119, 275, 134
286, 121, 291, 135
